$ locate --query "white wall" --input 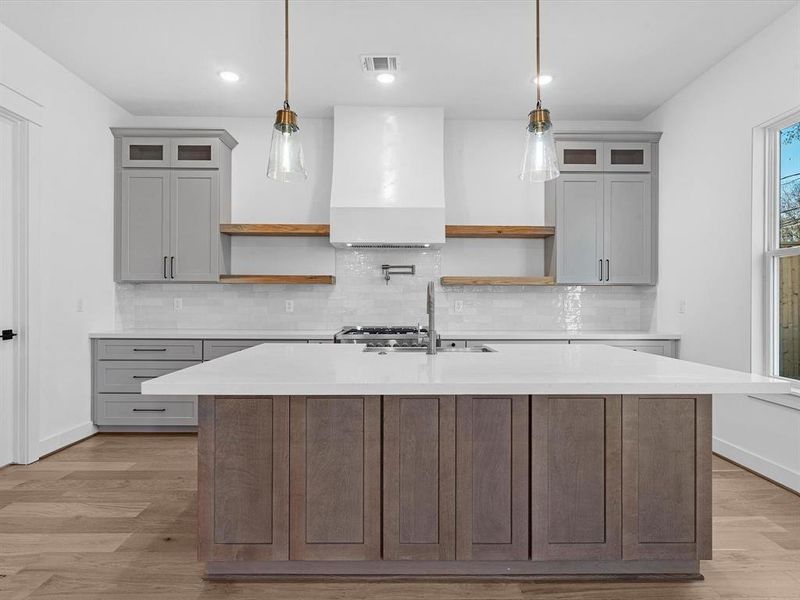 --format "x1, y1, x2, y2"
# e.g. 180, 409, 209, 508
0, 23, 131, 456
642, 6, 800, 490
